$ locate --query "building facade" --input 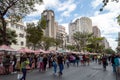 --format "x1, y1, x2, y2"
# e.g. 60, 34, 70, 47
69, 17, 92, 44
92, 26, 101, 37
56, 25, 67, 49
41, 10, 56, 39
79, 17, 92, 33
102, 37, 110, 49
6, 19, 26, 50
